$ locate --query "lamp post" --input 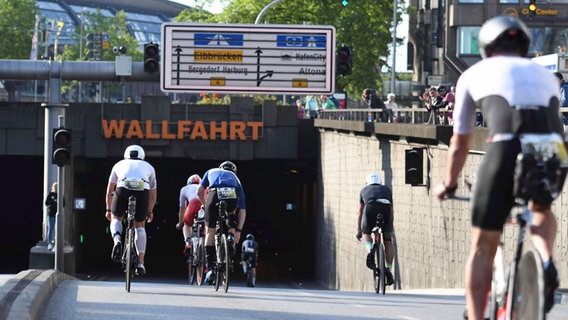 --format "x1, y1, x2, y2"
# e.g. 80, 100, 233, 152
78, 8, 86, 102
391, 0, 398, 95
